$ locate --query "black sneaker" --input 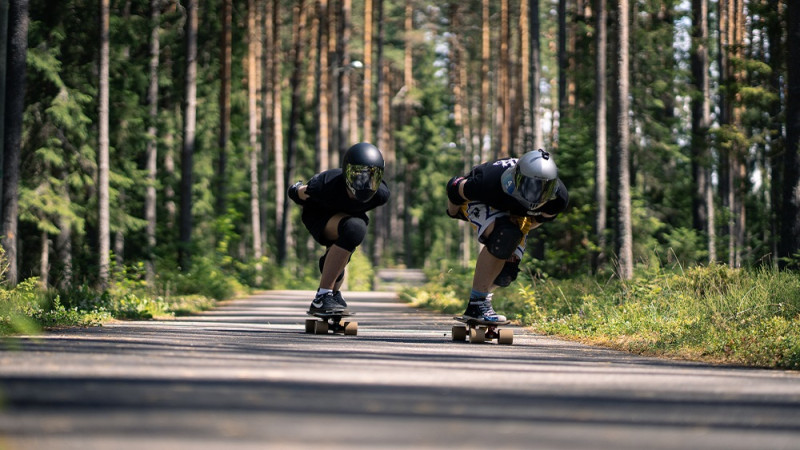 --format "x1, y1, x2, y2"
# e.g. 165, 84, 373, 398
331, 291, 349, 309
308, 292, 345, 314
462, 297, 507, 323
